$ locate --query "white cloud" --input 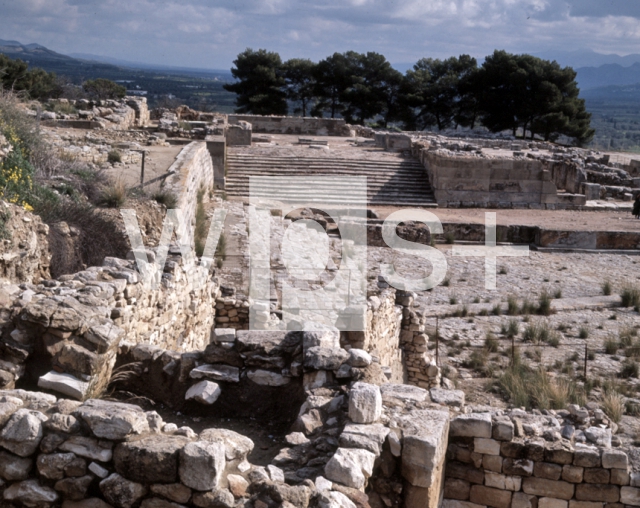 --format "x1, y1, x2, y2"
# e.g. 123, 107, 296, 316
1, 0, 640, 69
